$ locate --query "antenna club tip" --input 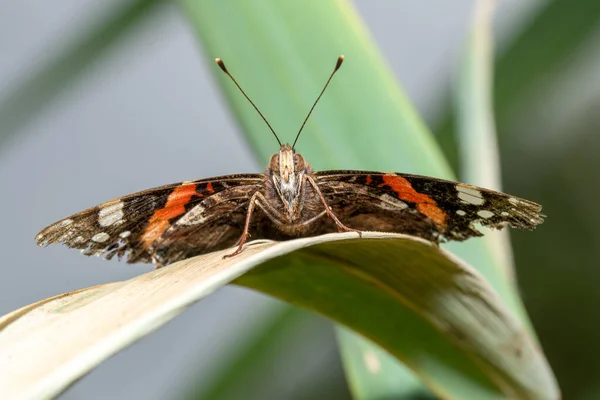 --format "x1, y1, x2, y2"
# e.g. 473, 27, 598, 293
215, 58, 228, 73
335, 55, 344, 70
